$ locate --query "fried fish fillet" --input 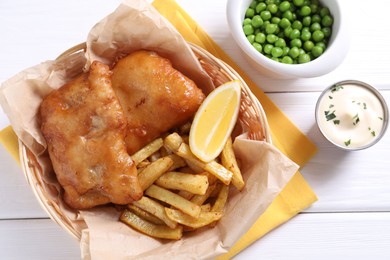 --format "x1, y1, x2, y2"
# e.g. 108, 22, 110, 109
40, 61, 142, 210
111, 50, 206, 154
